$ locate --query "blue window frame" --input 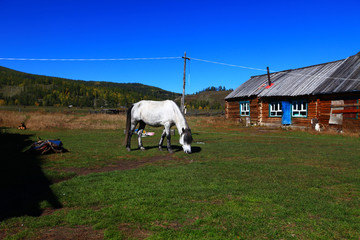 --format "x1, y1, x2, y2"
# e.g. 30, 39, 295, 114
239, 101, 250, 116
269, 102, 283, 117
292, 100, 307, 117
